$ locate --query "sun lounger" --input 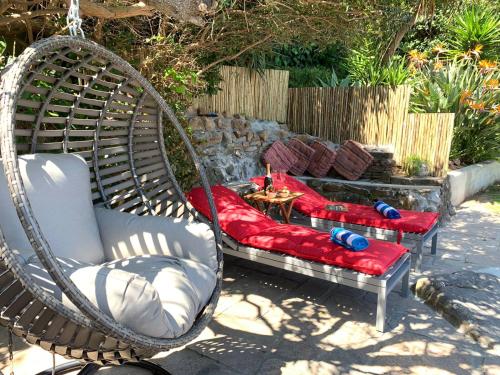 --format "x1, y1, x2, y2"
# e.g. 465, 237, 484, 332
187, 186, 410, 332
250, 174, 439, 272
